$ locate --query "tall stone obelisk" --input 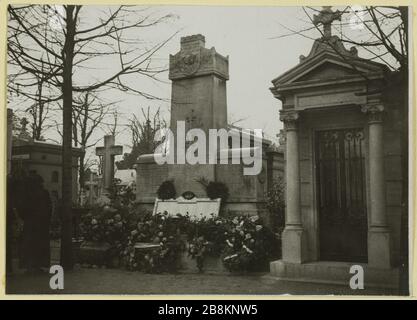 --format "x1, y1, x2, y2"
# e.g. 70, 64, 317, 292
168, 34, 229, 196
